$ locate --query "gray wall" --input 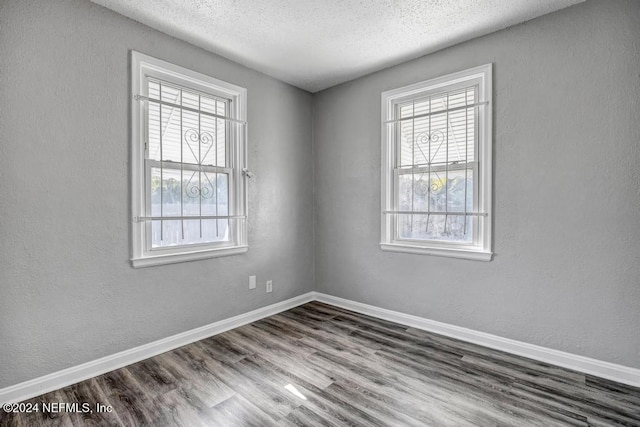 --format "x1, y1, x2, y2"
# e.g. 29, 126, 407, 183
0, 0, 314, 388
313, 0, 640, 369
2, 0, 639, 391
